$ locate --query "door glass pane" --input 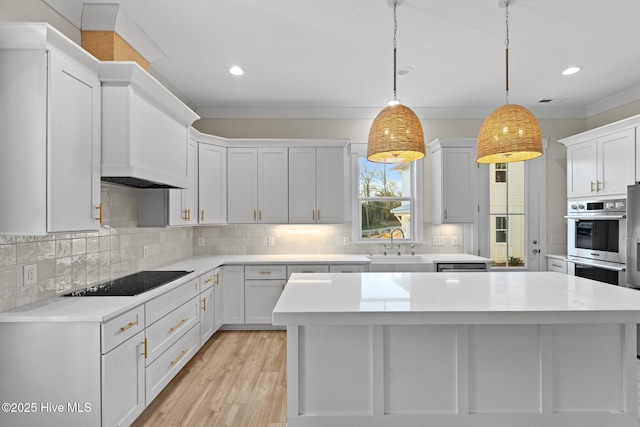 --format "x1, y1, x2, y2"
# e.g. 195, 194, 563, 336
489, 162, 525, 268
